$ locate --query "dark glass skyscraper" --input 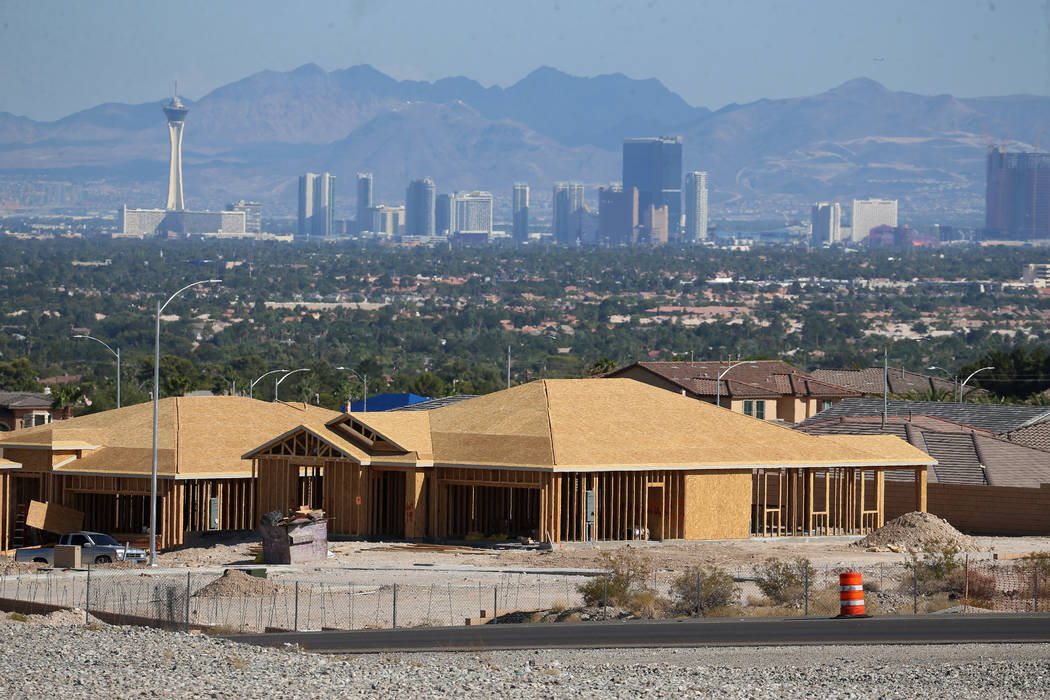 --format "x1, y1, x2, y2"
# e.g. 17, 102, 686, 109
405, 177, 436, 236
986, 147, 1050, 239
623, 137, 682, 240
512, 183, 529, 244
